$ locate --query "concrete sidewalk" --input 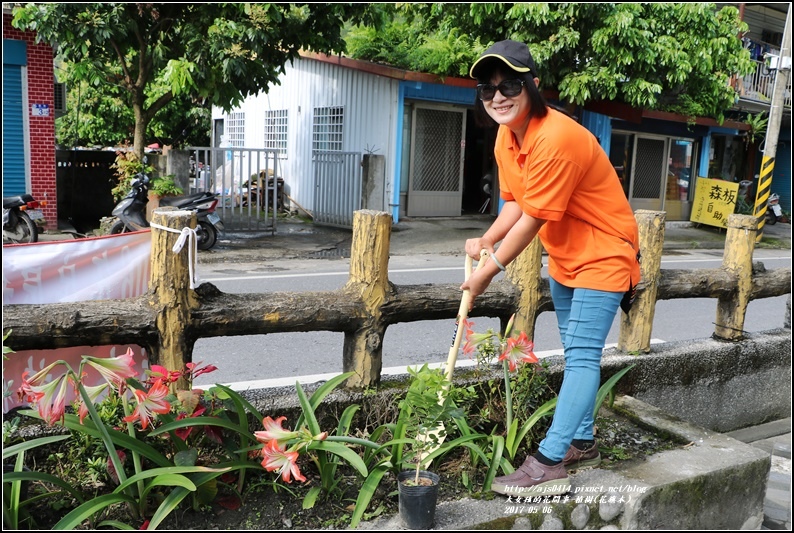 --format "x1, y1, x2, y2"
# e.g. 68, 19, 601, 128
728, 419, 792, 530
